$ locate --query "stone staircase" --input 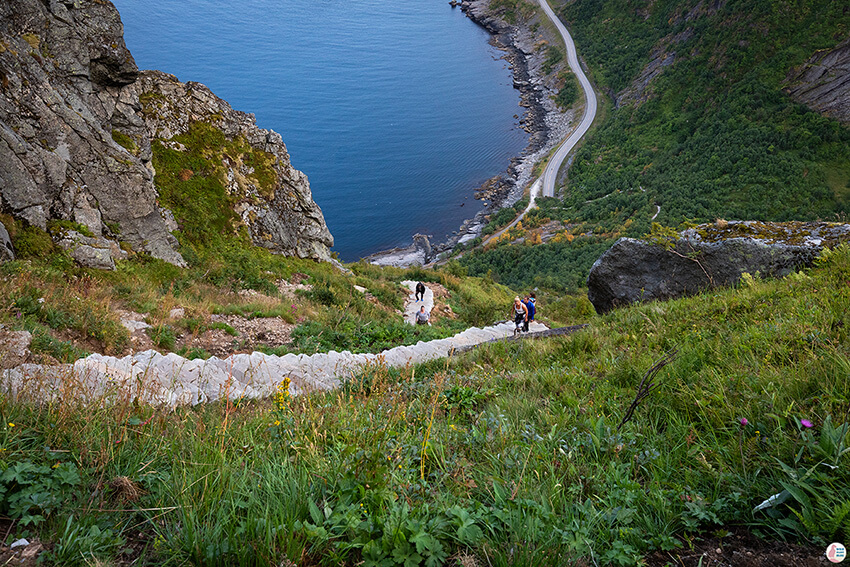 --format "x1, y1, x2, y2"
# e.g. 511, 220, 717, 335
2, 321, 548, 407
